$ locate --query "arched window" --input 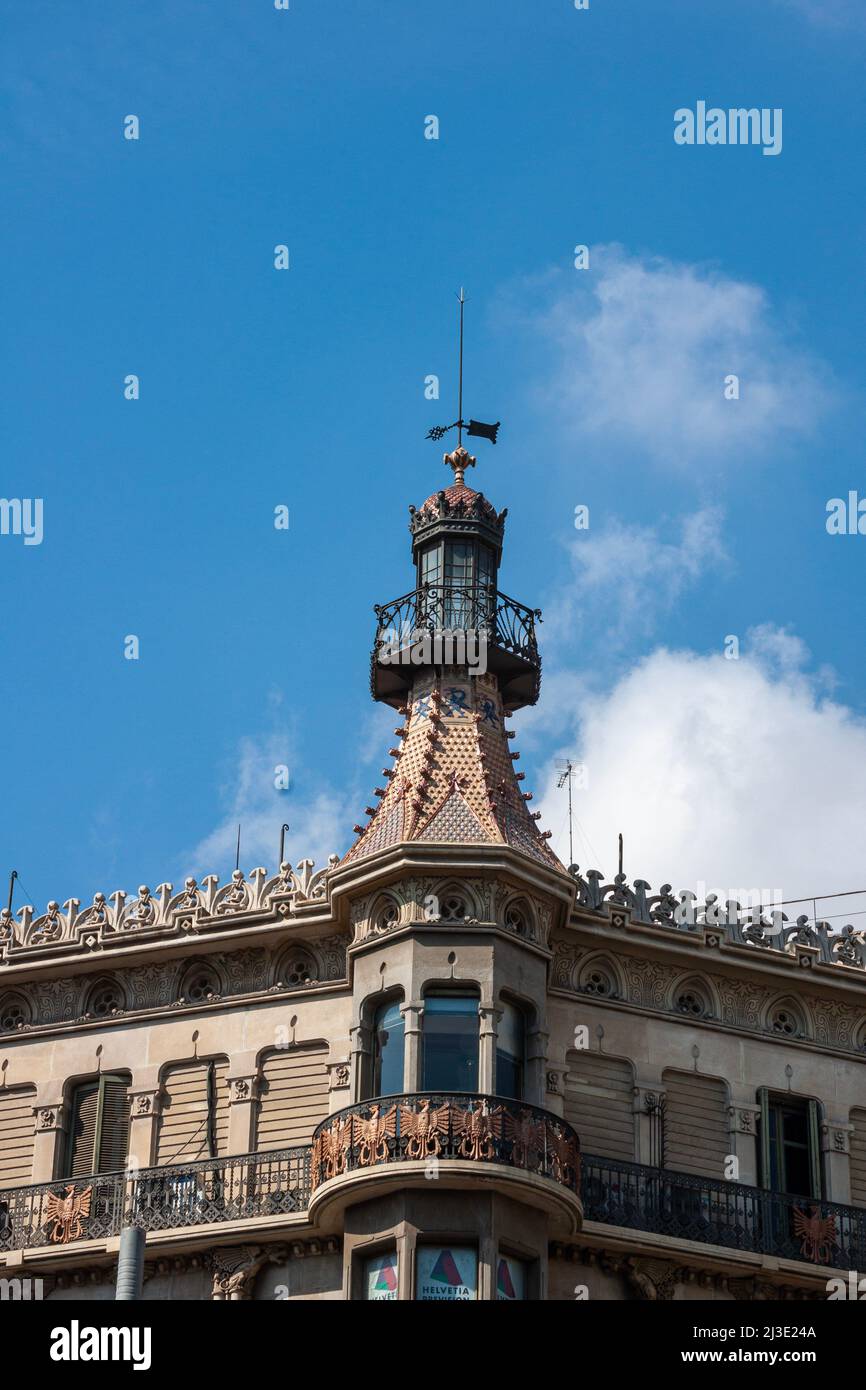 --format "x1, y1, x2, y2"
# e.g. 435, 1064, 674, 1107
66, 1073, 131, 1177
371, 1000, 405, 1097
422, 992, 479, 1092
496, 1001, 526, 1100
